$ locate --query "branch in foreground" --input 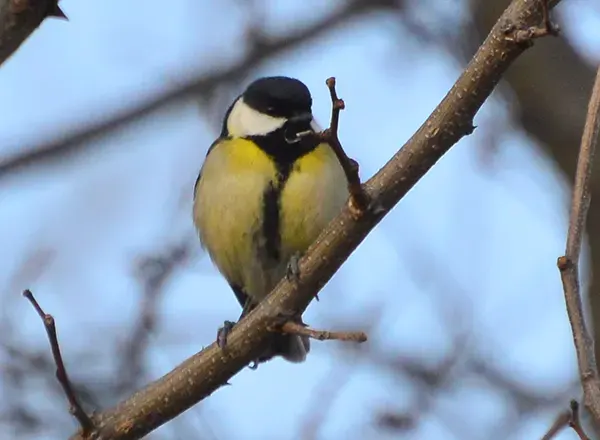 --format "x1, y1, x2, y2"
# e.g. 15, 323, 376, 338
22, 289, 93, 435
542, 400, 590, 440
557, 65, 600, 424
66, 1, 561, 439
0, 0, 66, 67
